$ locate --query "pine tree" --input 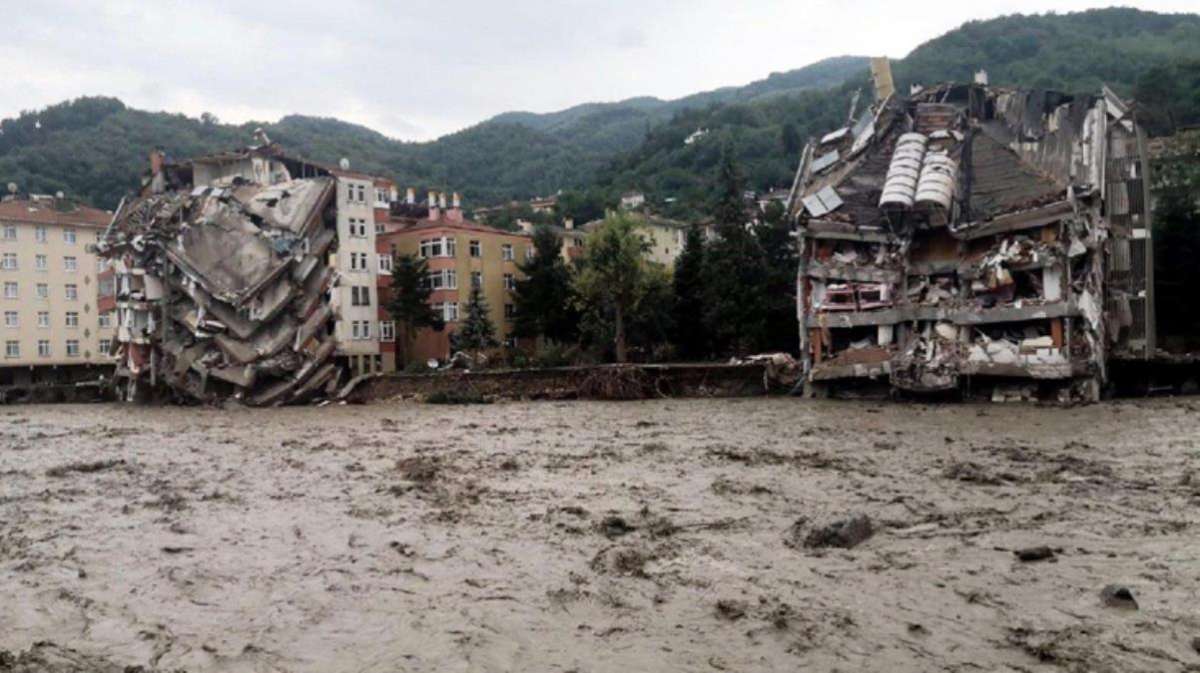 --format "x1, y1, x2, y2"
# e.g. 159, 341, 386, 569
387, 254, 444, 365
703, 147, 768, 355
452, 285, 498, 353
513, 225, 578, 344
755, 201, 799, 353
573, 213, 651, 362
671, 224, 708, 359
